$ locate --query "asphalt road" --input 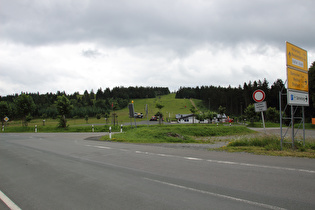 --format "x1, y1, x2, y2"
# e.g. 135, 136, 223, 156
1, 132, 315, 210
